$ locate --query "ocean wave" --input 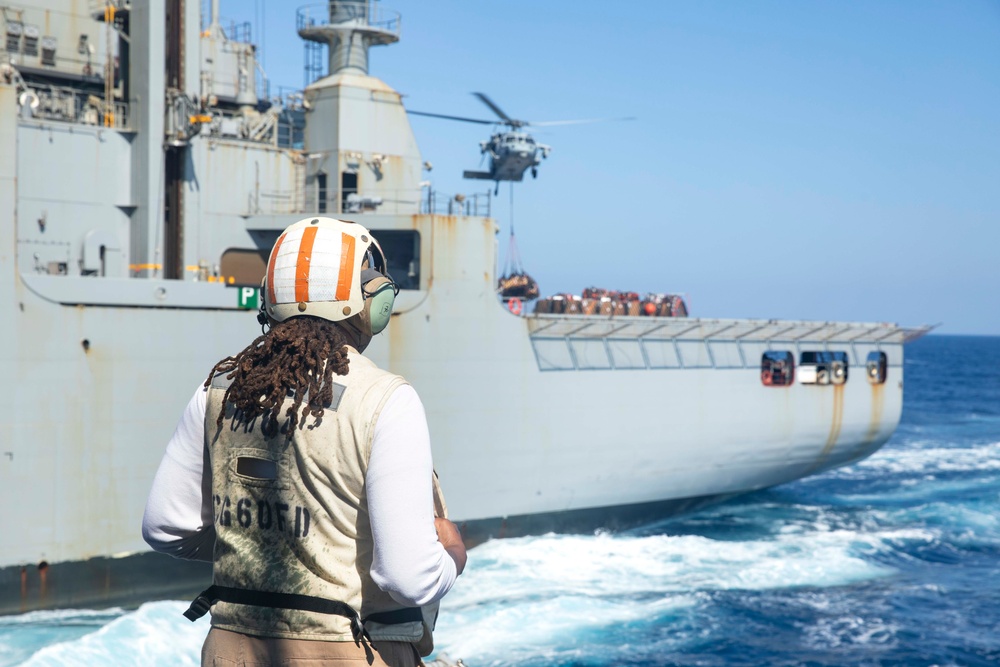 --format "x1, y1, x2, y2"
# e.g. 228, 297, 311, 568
0, 608, 124, 628
798, 596, 900, 651
0, 609, 127, 667
17, 602, 206, 667
433, 526, 910, 661
832, 441, 1000, 478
